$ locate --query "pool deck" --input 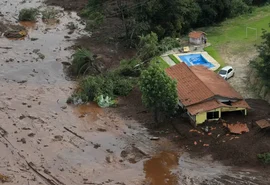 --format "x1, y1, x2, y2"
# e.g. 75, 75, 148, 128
161, 49, 220, 71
